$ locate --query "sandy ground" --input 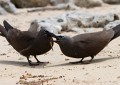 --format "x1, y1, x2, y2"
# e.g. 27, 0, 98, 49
0, 5, 120, 85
